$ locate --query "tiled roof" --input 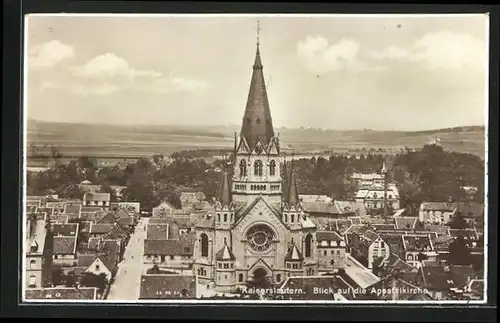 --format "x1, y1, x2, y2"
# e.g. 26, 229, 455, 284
98, 249, 120, 272
301, 202, 342, 215
84, 192, 110, 202
64, 203, 82, 214
373, 224, 396, 231
149, 217, 169, 224
395, 217, 418, 230
420, 265, 474, 291
380, 233, 405, 258
284, 244, 304, 261
316, 231, 344, 243
51, 223, 79, 236
80, 221, 92, 233
362, 277, 425, 300
81, 206, 104, 213
420, 202, 457, 211
90, 223, 114, 234
78, 253, 97, 268
102, 223, 129, 240
139, 275, 196, 299
99, 239, 120, 254
402, 235, 433, 252
117, 217, 135, 226
425, 224, 451, 235
194, 211, 216, 229
147, 224, 169, 240
53, 236, 77, 255
334, 201, 367, 217
51, 215, 69, 224
215, 243, 236, 261
144, 235, 195, 256
25, 287, 97, 300
38, 207, 54, 216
